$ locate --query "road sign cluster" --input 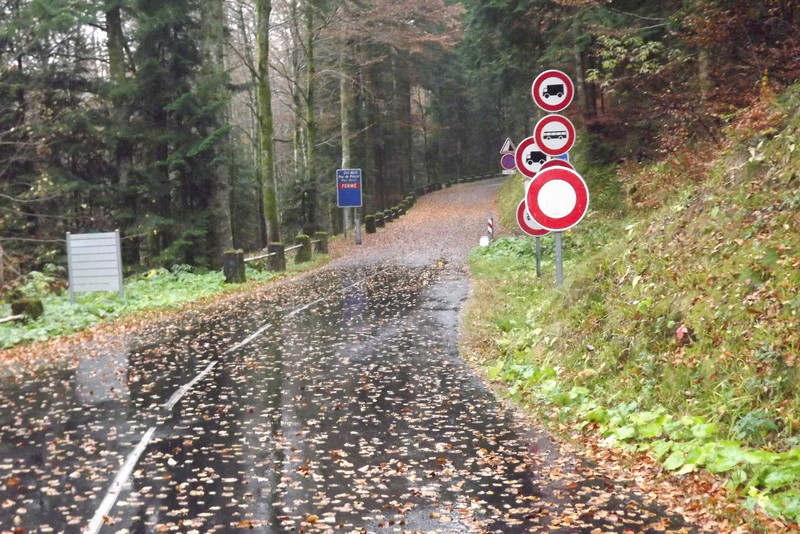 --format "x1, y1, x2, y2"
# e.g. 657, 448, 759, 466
508, 69, 589, 237
499, 70, 589, 286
